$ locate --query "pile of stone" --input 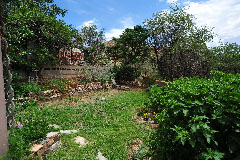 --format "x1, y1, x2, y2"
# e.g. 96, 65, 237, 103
30, 132, 61, 159
68, 82, 113, 96
29, 81, 113, 101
